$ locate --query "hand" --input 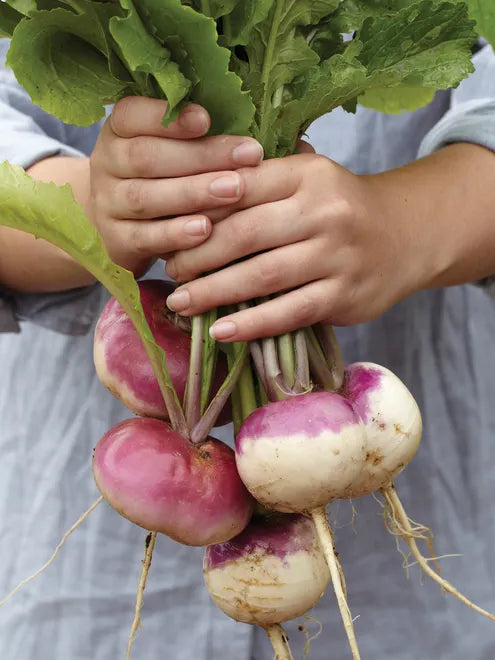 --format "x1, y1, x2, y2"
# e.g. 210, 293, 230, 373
164, 151, 431, 341
88, 96, 264, 275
